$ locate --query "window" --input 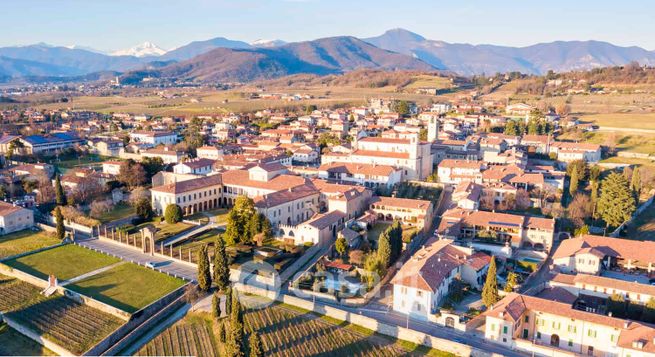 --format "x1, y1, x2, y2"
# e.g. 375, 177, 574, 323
537, 332, 541, 339
524, 316, 529, 323
502, 326, 508, 334
568, 340, 573, 347
587, 330, 597, 338
587, 346, 594, 355
491, 324, 496, 331
417, 291, 423, 297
